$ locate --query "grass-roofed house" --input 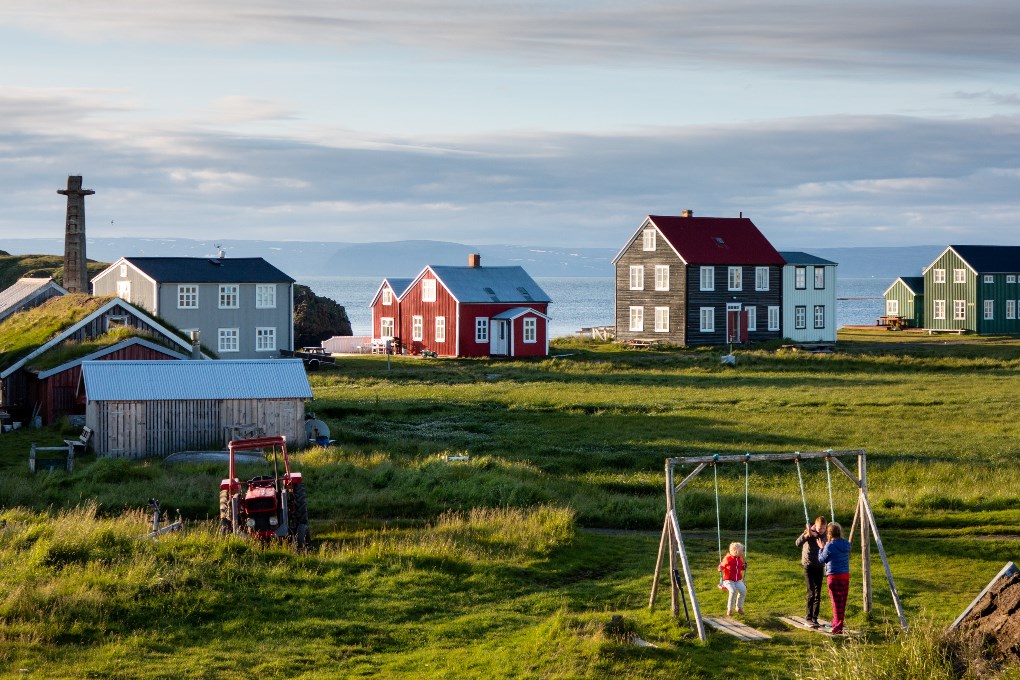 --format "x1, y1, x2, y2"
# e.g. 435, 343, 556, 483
0, 295, 200, 427
922, 246, 1020, 334
79, 359, 313, 458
